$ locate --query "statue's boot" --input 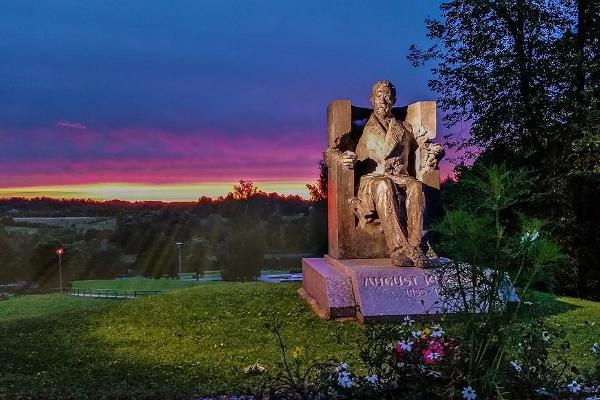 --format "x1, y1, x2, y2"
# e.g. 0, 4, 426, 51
390, 250, 415, 267
404, 246, 430, 269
